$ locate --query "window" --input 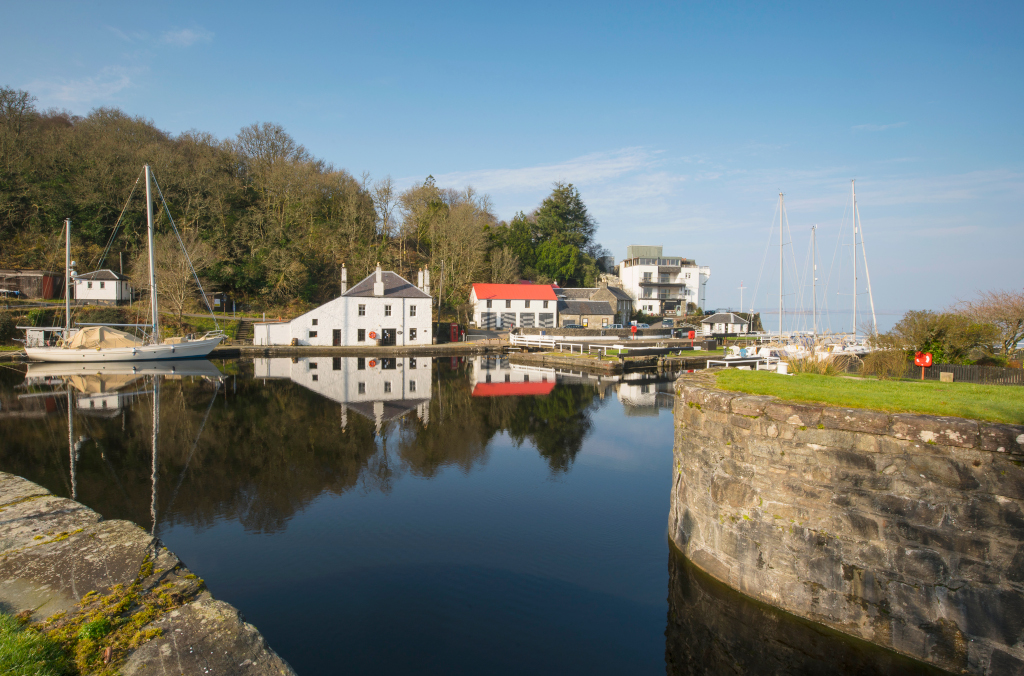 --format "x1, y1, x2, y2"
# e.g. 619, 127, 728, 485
308, 331, 318, 338
505, 374, 510, 383
357, 357, 365, 370
643, 272, 652, 282
87, 282, 93, 289
384, 381, 392, 393
525, 300, 530, 308
505, 300, 511, 308
524, 374, 530, 382
486, 374, 492, 383
543, 300, 548, 309
409, 357, 417, 369
358, 329, 365, 342
659, 288, 669, 299
309, 362, 317, 369
409, 328, 417, 340
358, 382, 366, 394
582, 318, 589, 327
643, 288, 653, 298
358, 304, 366, 316
333, 357, 341, 370
602, 318, 608, 327
410, 305, 416, 317
385, 305, 392, 316
660, 274, 669, 283
486, 300, 492, 308
409, 380, 417, 392
685, 273, 691, 279
311, 318, 318, 326
312, 374, 318, 381
99, 281, 105, 289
